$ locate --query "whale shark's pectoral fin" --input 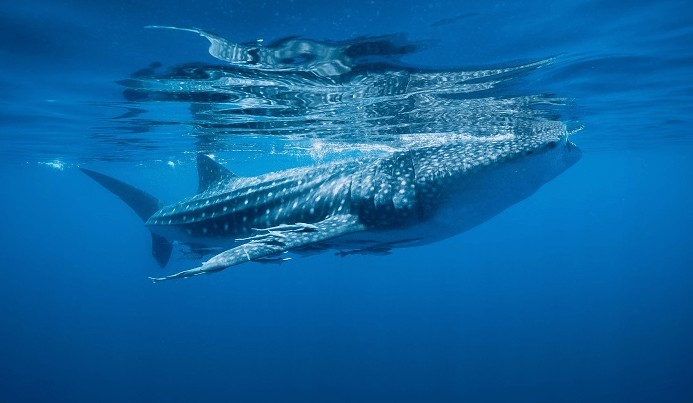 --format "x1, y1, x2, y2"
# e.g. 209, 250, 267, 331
148, 215, 366, 282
